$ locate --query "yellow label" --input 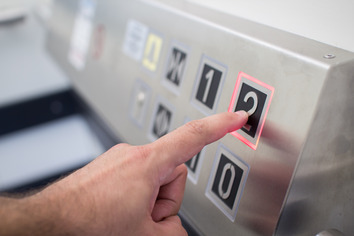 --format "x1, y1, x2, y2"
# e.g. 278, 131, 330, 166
142, 33, 163, 72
